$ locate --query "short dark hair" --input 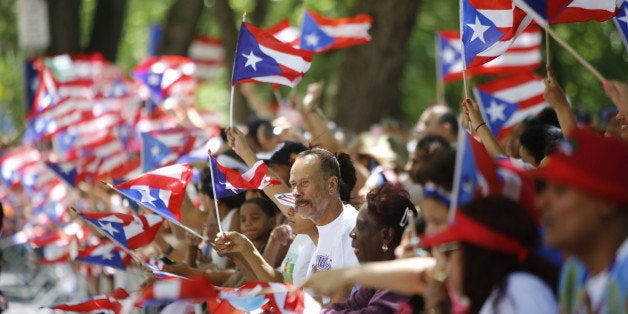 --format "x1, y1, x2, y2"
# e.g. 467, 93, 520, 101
416, 148, 456, 191
336, 152, 356, 203
241, 197, 278, 218
297, 148, 340, 181
438, 111, 459, 137
519, 124, 563, 164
